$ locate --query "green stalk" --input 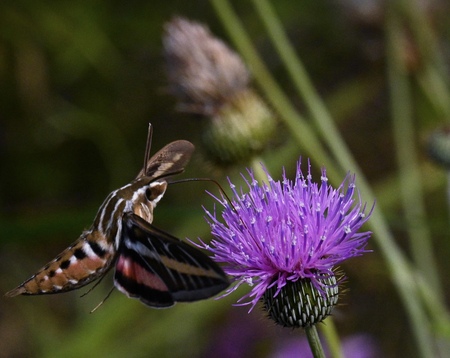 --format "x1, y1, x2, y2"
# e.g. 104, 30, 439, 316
384, 11, 439, 356
397, 0, 450, 123
417, 67, 450, 124
305, 326, 326, 358
397, 0, 447, 74
319, 320, 344, 358
416, 274, 450, 337
386, 5, 443, 301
